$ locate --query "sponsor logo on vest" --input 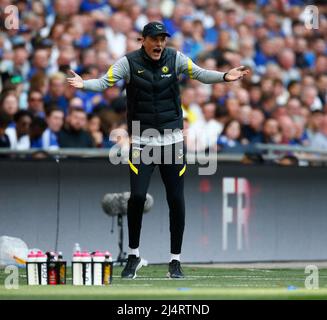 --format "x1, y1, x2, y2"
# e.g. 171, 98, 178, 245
161, 74, 172, 78
162, 66, 169, 73
137, 69, 145, 74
